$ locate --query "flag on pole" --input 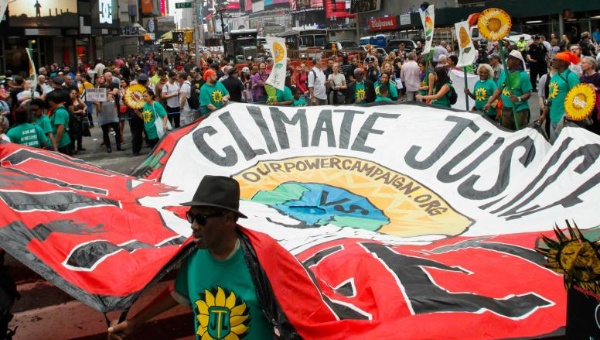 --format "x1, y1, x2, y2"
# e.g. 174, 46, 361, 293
26, 48, 38, 95
265, 37, 287, 91
455, 21, 477, 68
0, 0, 7, 24
419, 4, 435, 54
